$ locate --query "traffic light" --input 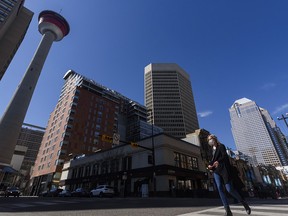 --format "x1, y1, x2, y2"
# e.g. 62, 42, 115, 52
101, 134, 113, 143
130, 142, 139, 147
